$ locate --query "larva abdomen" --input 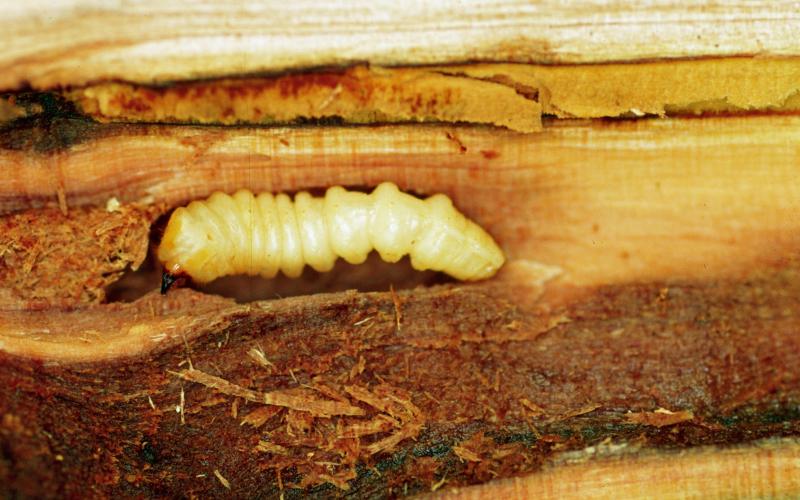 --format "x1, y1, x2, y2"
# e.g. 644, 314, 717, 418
157, 182, 505, 284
